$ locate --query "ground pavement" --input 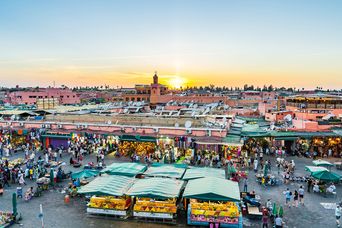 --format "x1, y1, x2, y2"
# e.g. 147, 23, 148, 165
0, 151, 341, 228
